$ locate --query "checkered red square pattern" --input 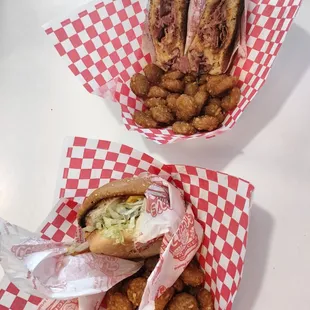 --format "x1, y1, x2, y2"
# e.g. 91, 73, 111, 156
44, 0, 302, 144
44, 0, 150, 94
0, 137, 254, 309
